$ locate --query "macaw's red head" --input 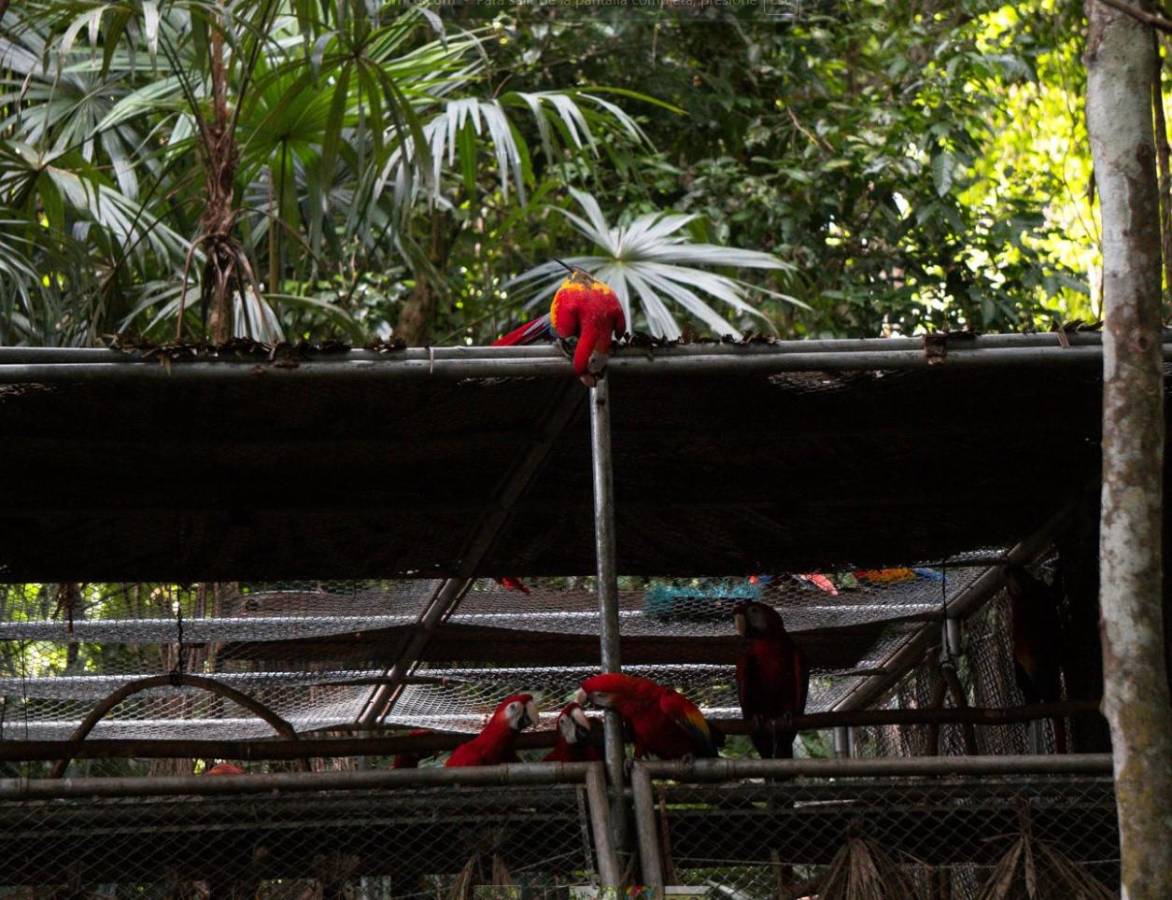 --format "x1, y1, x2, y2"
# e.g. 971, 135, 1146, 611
205, 762, 245, 776
575, 672, 658, 712
734, 600, 789, 639
491, 693, 539, 732
556, 702, 593, 745
549, 269, 626, 387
